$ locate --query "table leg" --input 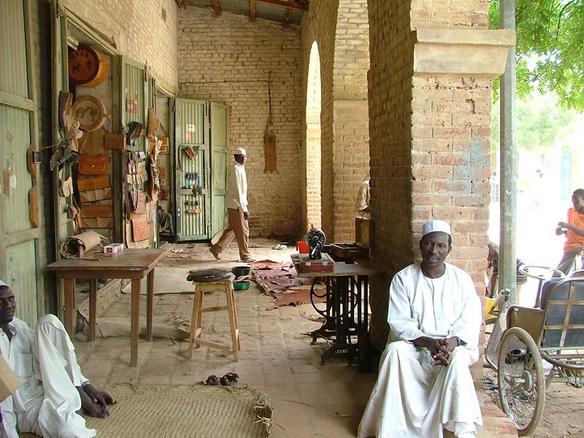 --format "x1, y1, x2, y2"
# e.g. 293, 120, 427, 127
89, 279, 97, 341
146, 269, 155, 341
63, 278, 76, 336
130, 278, 141, 367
